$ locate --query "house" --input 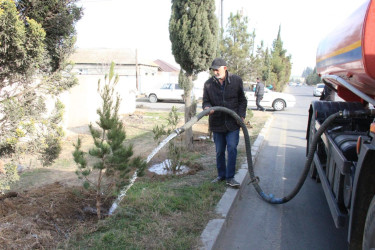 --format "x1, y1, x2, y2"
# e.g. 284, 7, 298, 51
153, 59, 179, 88
70, 48, 159, 94
60, 48, 160, 131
